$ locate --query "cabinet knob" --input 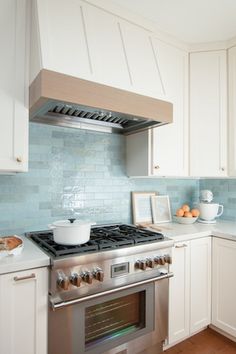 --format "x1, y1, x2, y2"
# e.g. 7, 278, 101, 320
16, 157, 23, 163
220, 167, 225, 171
154, 165, 160, 170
